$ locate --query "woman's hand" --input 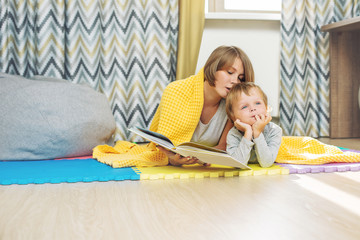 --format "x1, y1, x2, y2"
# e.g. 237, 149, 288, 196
157, 146, 204, 166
